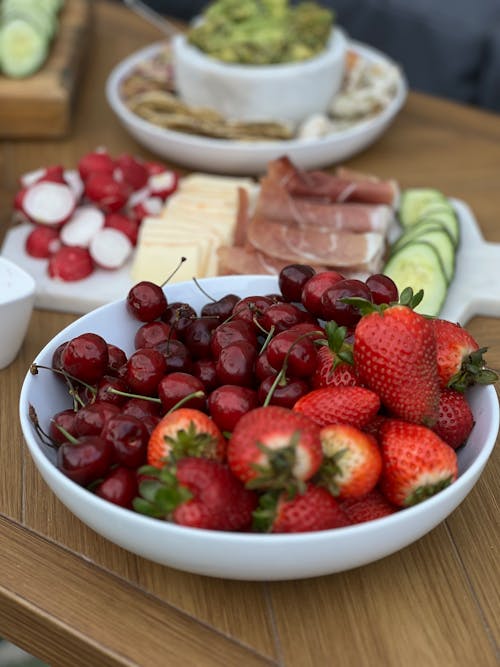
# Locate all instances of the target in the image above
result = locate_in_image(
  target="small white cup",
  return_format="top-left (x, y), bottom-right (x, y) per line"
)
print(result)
top-left (0, 256), bottom-right (36, 369)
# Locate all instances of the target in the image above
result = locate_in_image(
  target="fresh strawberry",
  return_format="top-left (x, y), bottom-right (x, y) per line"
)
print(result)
top-left (353, 302), bottom-right (440, 426)
top-left (312, 320), bottom-right (359, 389)
top-left (431, 318), bottom-right (498, 391)
top-left (379, 419), bottom-right (458, 507)
top-left (134, 457), bottom-right (258, 531)
top-left (339, 488), bottom-right (398, 524)
top-left (147, 408), bottom-right (226, 468)
top-left (363, 414), bottom-right (388, 441)
top-left (293, 386), bottom-right (380, 429)
top-left (253, 484), bottom-right (351, 533)
top-left (432, 388), bottom-right (475, 449)
top-left (227, 405), bottom-right (323, 490)
top-left (318, 423), bottom-right (382, 499)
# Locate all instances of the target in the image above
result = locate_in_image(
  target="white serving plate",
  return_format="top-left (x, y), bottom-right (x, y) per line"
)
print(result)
top-left (19, 274), bottom-right (499, 580)
top-left (3, 198), bottom-right (500, 325)
top-left (105, 40), bottom-right (408, 175)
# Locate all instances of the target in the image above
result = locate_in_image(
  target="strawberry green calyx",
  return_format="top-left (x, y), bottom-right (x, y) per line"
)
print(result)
top-left (317, 321), bottom-right (354, 368)
top-left (252, 490), bottom-right (281, 532)
top-left (404, 476), bottom-right (453, 506)
top-left (162, 421), bottom-right (219, 462)
top-left (133, 465), bottom-right (192, 518)
top-left (448, 347), bottom-right (498, 392)
top-left (342, 286), bottom-right (424, 316)
top-left (247, 435), bottom-right (306, 495)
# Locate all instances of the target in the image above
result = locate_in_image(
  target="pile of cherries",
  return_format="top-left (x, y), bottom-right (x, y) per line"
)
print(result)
top-left (37, 266), bottom-right (398, 509)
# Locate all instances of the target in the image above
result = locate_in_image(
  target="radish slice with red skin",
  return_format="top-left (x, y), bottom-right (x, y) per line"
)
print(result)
top-left (148, 171), bottom-right (179, 199)
top-left (114, 154), bottom-right (149, 191)
top-left (25, 225), bottom-right (61, 258)
top-left (48, 246), bottom-right (94, 281)
top-left (144, 161), bottom-right (166, 176)
top-left (131, 196), bottom-right (164, 223)
top-left (22, 182), bottom-right (76, 226)
top-left (20, 168), bottom-right (45, 189)
top-left (89, 227), bottom-right (133, 269)
top-left (127, 186), bottom-right (151, 209)
top-left (104, 212), bottom-right (139, 246)
top-left (85, 173), bottom-right (131, 213)
top-left (64, 169), bottom-right (85, 201)
top-left (78, 150), bottom-right (115, 181)
top-left (60, 205), bottom-right (105, 248)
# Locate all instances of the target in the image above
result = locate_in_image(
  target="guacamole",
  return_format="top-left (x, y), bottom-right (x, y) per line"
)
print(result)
top-left (187, 0), bottom-right (335, 65)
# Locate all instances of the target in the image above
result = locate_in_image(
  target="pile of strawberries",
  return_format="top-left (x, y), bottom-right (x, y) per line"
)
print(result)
top-left (14, 149), bottom-right (178, 280)
top-left (31, 268), bottom-right (497, 534)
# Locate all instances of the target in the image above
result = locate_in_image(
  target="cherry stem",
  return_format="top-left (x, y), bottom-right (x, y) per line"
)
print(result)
top-left (30, 363), bottom-right (97, 407)
top-left (259, 324), bottom-right (276, 354)
top-left (161, 256), bottom-right (187, 287)
top-left (52, 422), bottom-right (79, 445)
top-left (28, 404), bottom-right (58, 448)
top-left (191, 277), bottom-right (216, 303)
top-left (166, 390), bottom-right (206, 414)
top-left (107, 387), bottom-right (162, 403)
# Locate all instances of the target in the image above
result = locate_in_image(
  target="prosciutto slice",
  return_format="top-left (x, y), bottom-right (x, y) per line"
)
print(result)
top-left (267, 156), bottom-right (399, 207)
top-left (246, 214), bottom-right (385, 272)
top-left (256, 177), bottom-right (394, 233)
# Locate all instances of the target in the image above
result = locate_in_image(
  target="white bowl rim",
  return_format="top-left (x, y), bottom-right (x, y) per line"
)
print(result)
top-left (172, 26), bottom-right (347, 76)
top-left (105, 38), bottom-right (408, 152)
top-left (19, 275), bottom-right (499, 548)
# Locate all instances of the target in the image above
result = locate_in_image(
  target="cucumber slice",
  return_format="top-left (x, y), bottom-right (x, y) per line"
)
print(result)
top-left (0, 19), bottom-right (48, 78)
top-left (383, 241), bottom-right (448, 317)
top-left (392, 220), bottom-right (452, 251)
top-left (399, 188), bottom-right (447, 227)
top-left (393, 227), bottom-right (455, 284)
top-left (416, 206), bottom-right (460, 246)
top-left (1, 9), bottom-right (57, 40)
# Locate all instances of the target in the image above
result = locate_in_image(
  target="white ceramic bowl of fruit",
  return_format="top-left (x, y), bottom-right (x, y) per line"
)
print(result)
top-left (19, 273), bottom-right (499, 581)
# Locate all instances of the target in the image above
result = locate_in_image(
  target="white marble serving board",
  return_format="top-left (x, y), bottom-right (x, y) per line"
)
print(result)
top-left (1, 198), bottom-right (500, 324)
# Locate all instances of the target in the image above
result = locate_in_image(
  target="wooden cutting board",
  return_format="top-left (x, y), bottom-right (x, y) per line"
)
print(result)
top-left (0, 0), bottom-right (92, 138)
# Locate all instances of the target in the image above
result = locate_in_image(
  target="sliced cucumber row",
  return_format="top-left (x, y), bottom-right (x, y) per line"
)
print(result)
top-left (0, 0), bottom-right (64, 78)
top-left (383, 187), bottom-right (460, 317)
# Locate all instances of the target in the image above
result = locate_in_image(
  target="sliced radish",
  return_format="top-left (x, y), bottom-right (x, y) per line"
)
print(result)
top-left (148, 170), bottom-right (179, 199)
top-left (60, 205), bottom-right (105, 248)
top-left (64, 169), bottom-right (85, 201)
top-left (22, 181), bottom-right (76, 226)
top-left (127, 185), bottom-right (151, 209)
top-left (78, 150), bottom-right (115, 181)
top-left (131, 196), bottom-right (164, 223)
top-left (144, 161), bottom-right (167, 176)
top-left (25, 225), bottom-right (61, 258)
top-left (85, 173), bottom-right (131, 213)
top-left (114, 154), bottom-right (149, 191)
top-left (48, 246), bottom-right (94, 281)
top-left (89, 228), bottom-right (133, 269)
top-left (20, 168), bottom-right (46, 188)
top-left (104, 212), bottom-right (140, 246)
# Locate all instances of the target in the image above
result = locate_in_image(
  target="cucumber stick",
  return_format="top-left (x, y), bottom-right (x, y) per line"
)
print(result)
top-left (0, 0), bottom-right (64, 78)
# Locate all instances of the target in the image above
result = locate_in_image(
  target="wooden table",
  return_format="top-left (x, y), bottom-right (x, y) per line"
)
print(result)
top-left (0, 2), bottom-right (499, 665)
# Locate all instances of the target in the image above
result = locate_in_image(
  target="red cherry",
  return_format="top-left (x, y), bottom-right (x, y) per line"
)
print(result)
top-left (94, 466), bottom-right (139, 508)
top-left (95, 375), bottom-right (130, 406)
top-left (365, 273), bottom-right (399, 305)
top-left (192, 358), bottom-right (219, 391)
top-left (210, 319), bottom-right (257, 359)
top-left (266, 330), bottom-right (318, 378)
top-left (106, 344), bottom-right (128, 376)
top-left (208, 385), bottom-right (259, 432)
top-left (73, 401), bottom-right (121, 437)
top-left (255, 350), bottom-right (279, 382)
top-left (122, 397), bottom-right (162, 420)
top-left (125, 348), bottom-right (167, 396)
top-left (134, 320), bottom-right (175, 349)
top-left (49, 408), bottom-right (78, 445)
top-left (158, 372), bottom-right (206, 412)
top-left (320, 279), bottom-right (372, 327)
top-left (155, 338), bottom-right (193, 374)
top-left (301, 270), bottom-right (345, 317)
top-left (61, 333), bottom-right (109, 384)
top-left (231, 295), bottom-right (273, 327)
top-left (101, 414), bottom-right (149, 468)
top-left (127, 281), bottom-right (168, 323)
top-left (201, 294), bottom-right (241, 321)
top-left (183, 317), bottom-right (219, 359)
top-left (215, 341), bottom-right (256, 387)
top-left (57, 435), bottom-right (113, 486)
top-left (260, 302), bottom-right (307, 334)
top-left (161, 301), bottom-right (196, 337)
top-left (257, 376), bottom-right (310, 409)
top-left (278, 264), bottom-right (316, 302)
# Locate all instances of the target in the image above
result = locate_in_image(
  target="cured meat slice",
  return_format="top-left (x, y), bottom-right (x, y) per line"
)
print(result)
top-left (217, 244), bottom-right (370, 279)
top-left (266, 156), bottom-right (399, 207)
top-left (256, 177), bottom-right (394, 233)
top-left (246, 214), bottom-right (385, 272)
